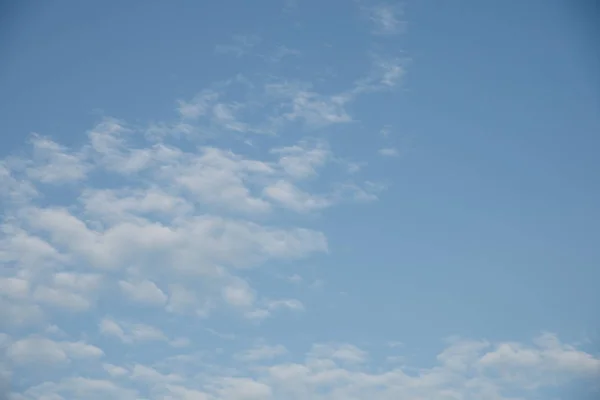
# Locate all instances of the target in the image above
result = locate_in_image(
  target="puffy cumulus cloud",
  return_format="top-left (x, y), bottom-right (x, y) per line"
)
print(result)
top-left (32, 272), bottom-right (104, 312)
top-left (477, 332), bottom-right (600, 387)
top-left (263, 180), bottom-right (333, 213)
top-left (4, 6), bottom-right (592, 400)
top-left (235, 344), bottom-right (289, 362)
top-left (6, 336), bottom-right (103, 365)
top-left (118, 279), bottom-right (168, 306)
top-left (271, 140), bottom-right (331, 180)
top-left (17, 377), bottom-right (138, 400)
top-left (98, 318), bottom-right (169, 344)
top-left (222, 277), bottom-right (257, 308)
top-left (5, 333), bottom-right (598, 400)
top-left (24, 134), bottom-right (90, 184)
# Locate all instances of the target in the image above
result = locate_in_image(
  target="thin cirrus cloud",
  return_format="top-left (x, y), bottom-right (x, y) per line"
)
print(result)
top-left (0, 2), bottom-right (598, 400)
top-left (368, 3), bottom-right (405, 35)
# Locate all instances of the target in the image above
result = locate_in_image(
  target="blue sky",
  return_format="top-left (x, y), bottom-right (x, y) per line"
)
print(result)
top-left (1, 0), bottom-right (599, 399)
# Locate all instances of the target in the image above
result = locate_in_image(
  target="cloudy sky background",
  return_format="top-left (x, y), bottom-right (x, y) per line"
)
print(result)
top-left (1, 0), bottom-right (599, 399)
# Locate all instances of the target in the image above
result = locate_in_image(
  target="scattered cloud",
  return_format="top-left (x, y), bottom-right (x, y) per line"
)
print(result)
top-left (222, 278), bottom-right (256, 308)
top-left (99, 318), bottom-right (167, 343)
top-left (271, 139), bottom-right (331, 180)
top-left (267, 298), bottom-right (305, 312)
top-left (8, 333), bottom-right (591, 399)
top-left (25, 134), bottom-right (90, 184)
top-left (177, 90), bottom-right (219, 120)
top-left (1, 4), bottom-right (591, 400)
top-left (378, 147), bottom-right (398, 157)
top-left (235, 344), bottom-right (288, 362)
top-left (309, 343), bottom-right (368, 364)
top-left (118, 279), bottom-right (168, 306)
top-left (264, 45), bottom-right (301, 63)
top-left (368, 3), bottom-right (405, 35)
top-left (264, 180), bottom-right (332, 212)
top-left (7, 336), bottom-right (103, 365)
top-left (215, 34), bottom-right (261, 57)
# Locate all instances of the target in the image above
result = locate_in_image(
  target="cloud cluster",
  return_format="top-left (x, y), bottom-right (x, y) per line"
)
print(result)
top-left (367, 3), bottom-right (405, 36)
top-left (0, 66), bottom-right (387, 394)
top-left (2, 4), bottom-right (597, 400)
top-left (0, 48), bottom-right (405, 330)
top-left (1, 331), bottom-right (597, 399)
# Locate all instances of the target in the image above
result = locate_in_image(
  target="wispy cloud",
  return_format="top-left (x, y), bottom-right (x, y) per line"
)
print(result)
top-left (368, 3), bottom-right (405, 35)
top-left (263, 45), bottom-right (301, 63)
top-left (99, 318), bottom-right (168, 344)
top-left (235, 344), bottom-right (288, 362)
top-left (215, 34), bottom-right (261, 57)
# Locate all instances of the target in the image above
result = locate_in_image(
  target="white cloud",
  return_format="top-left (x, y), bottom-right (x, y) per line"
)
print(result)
top-left (169, 337), bottom-right (191, 348)
top-left (33, 285), bottom-right (92, 312)
top-left (0, 162), bottom-right (38, 203)
top-left (118, 279), bottom-right (167, 306)
top-left (380, 124), bottom-right (392, 137)
top-left (374, 56), bottom-right (405, 87)
top-left (281, 89), bottom-right (353, 127)
top-left (166, 284), bottom-right (201, 314)
top-left (177, 90), bottom-right (219, 119)
top-left (7, 336), bottom-right (103, 365)
top-left (0, 277), bottom-right (29, 299)
top-left (80, 187), bottom-right (193, 224)
top-left (25, 134), bottom-right (90, 184)
top-left (264, 45), bottom-right (301, 63)
top-left (378, 147), bottom-right (398, 157)
top-left (1, 4), bottom-right (597, 400)
top-left (368, 4), bottom-right (404, 35)
top-left (267, 298), bottom-right (305, 312)
top-left (0, 298), bottom-right (44, 328)
top-left (244, 308), bottom-right (272, 321)
top-left (0, 223), bottom-right (65, 270)
top-left (271, 140), bottom-right (330, 180)
top-left (5, 332), bottom-right (599, 399)
top-left (103, 363), bottom-right (129, 377)
top-left (222, 278), bottom-right (256, 308)
top-left (244, 297), bottom-right (305, 321)
top-left (52, 272), bottom-right (102, 291)
top-left (205, 328), bottom-right (236, 340)
top-left (215, 34), bottom-right (261, 57)
top-left (16, 203), bottom-right (327, 275)
top-left (7, 337), bottom-right (67, 365)
top-left (169, 147), bottom-right (273, 214)
top-left (130, 363), bottom-right (184, 384)
top-left (86, 118), bottom-right (151, 174)
top-left (264, 180), bottom-right (332, 212)
top-left (309, 343), bottom-right (368, 364)
top-left (26, 272), bottom-right (103, 312)
top-left (478, 332), bottom-right (600, 386)
top-left (62, 341), bottom-right (104, 359)
top-left (99, 318), bottom-right (167, 343)
top-left (0, 63), bottom-right (397, 397)
top-left (98, 318), bottom-right (126, 340)
top-left (21, 376), bottom-right (138, 400)
top-left (236, 344), bottom-right (288, 362)
top-left (215, 377), bottom-right (273, 400)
